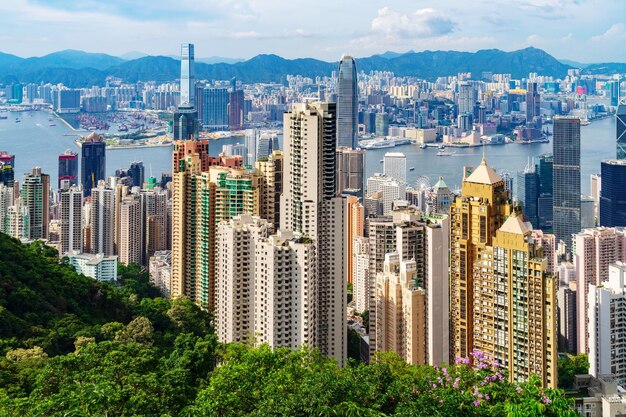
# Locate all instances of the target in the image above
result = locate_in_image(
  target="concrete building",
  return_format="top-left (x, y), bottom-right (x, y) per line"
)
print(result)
top-left (89, 181), bottom-right (114, 256)
top-left (280, 102), bottom-right (347, 365)
top-left (336, 147), bottom-right (365, 198)
top-left (149, 250), bottom-right (171, 298)
top-left (366, 174), bottom-right (406, 215)
top-left (574, 227), bottom-right (626, 354)
top-left (68, 252), bottom-right (117, 282)
top-left (216, 215), bottom-right (272, 344)
top-left (59, 185), bottom-right (83, 255)
top-left (589, 262), bottom-right (626, 386)
top-left (375, 253), bottom-right (426, 365)
top-left (119, 194), bottom-right (143, 265)
top-left (352, 236), bottom-right (369, 313)
top-left (21, 167), bottom-right (49, 240)
top-left (383, 152), bottom-right (407, 184)
top-left (346, 196), bottom-right (364, 285)
top-left (254, 150), bottom-right (283, 227)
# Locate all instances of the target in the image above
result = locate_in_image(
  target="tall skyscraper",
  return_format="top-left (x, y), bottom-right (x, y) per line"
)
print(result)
top-left (600, 160), bottom-right (626, 227)
top-left (59, 184), bottom-right (83, 255)
top-left (450, 157), bottom-right (512, 359)
top-left (254, 150), bottom-right (283, 227)
top-left (280, 101), bottom-right (347, 365)
top-left (553, 117), bottom-right (581, 249)
top-left (143, 187), bottom-right (169, 261)
top-left (534, 153), bottom-right (554, 230)
top-left (346, 196), bottom-right (364, 285)
top-left (458, 83), bottom-right (476, 116)
top-left (256, 132), bottom-right (279, 160)
top-left (472, 213), bottom-right (557, 388)
top-left (337, 54), bottom-right (358, 149)
top-left (128, 161), bottom-right (145, 188)
top-left (517, 163), bottom-right (540, 228)
top-left (526, 81), bottom-right (541, 129)
top-left (383, 152), bottom-right (407, 184)
top-left (617, 104), bottom-right (626, 160)
top-left (201, 87), bottom-right (229, 131)
top-left (81, 133), bottom-right (106, 198)
top-left (173, 44), bottom-right (198, 140)
top-left (90, 180), bottom-right (114, 256)
top-left (119, 194), bottom-right (143, 265)
top-left (336, 147), bottom-right (365, 198)
top-left (21, 167), bottom-right (50, 240)
top-left (228, 78), bottom-right (244, 131)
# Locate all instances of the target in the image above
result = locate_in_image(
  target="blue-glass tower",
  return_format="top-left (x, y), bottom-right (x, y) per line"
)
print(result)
top-left (600, 159), bottom-right (626, 227)
top-left (337, 55), bottom-right (358, 149)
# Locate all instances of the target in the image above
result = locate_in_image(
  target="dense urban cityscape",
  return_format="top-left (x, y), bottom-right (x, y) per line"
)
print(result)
top-left (2, 8), bottom-right (626, 412)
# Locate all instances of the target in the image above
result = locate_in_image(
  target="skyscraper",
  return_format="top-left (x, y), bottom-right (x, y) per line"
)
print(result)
top-left (0, 152), bottom-right (15, 188)
top-left (173, 44), bottom-right (198, 140)
top-left (254, 150), bottom-right (283, 227)
top-left (600, 160), bottom-right (626, 226)
top-left (526, 81), bottom-right (541, 129)
top-left (228, 78), bottom-right (244, 131)
top-left (21, 167), bottom-right (50, 240)
top-left (81, 132), bottom-right (106, 198)
top-left (90, 180), bottom-right (114, 256)
top-left (553, 117), bottom-right (581, 249)
top-left (617, 104), bottom-right (626, 160)
top-left (534, 153), bottom-right (554, 230)
top-left (58, 150), bottom-right (78, 188)
top-left (201, 87), bottom-right (229, 131)
top-left (128, 161), bottom-right (145, 188)
top-left (337, 54), bottom-right (358, 149)
top-left (280, 101), bottom-right (347, 365)
top-left (450, 158), bottom-right (512, 359)
top-left (59, 184), bottom-right (83, 255)
top-left (517, 163), bottom-right (540, 228)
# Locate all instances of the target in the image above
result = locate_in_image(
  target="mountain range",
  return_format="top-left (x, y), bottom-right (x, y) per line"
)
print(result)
top-left (0, 47), bottom-right (622, 88)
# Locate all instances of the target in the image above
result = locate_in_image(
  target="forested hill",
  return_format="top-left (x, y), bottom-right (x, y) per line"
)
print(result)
top-left (0, 234), bottom-right (577, 416)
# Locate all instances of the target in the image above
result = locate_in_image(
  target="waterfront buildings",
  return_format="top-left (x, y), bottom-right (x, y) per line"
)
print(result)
top-left (553, 117), bottom-right (581, 250)
top-left (383, 152), bottom-right (407, 184)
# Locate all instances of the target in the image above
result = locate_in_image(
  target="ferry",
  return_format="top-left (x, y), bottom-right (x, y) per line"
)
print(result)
top-left (436, 150), bottom-right (454, 157)
top-left (438, 144), bottom-right (446, 150)
top-left (409, 167), bottom-right (415, 171)
top-left (419, 143), bottom-right (426, 149)
top-left (0, 113), bottom-right (7, 120)
top-left (49, 123), bottom-right (56, 127)
top-left (379, 159), bottom-right (383, 163)
top-left (15, 118), bottom-right (20, 123)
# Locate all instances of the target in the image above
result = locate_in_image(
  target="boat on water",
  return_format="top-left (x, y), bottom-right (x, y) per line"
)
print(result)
top-left (0, 114), bottom-right (7, 120)
top-left (438, 144), bottom-right (446, 150)
top-left (419, 143), bottom-right (426, 149)
top-left (379, 159), bottom-right (384, 163)
top-left (49, 123), bottom-right (56, 126)
top-left (436, 150), bottom-right (454, 157)
top-left (409, 167), bottom-right (415, 171)
top-left (15, 118), bottom-right (20, 123)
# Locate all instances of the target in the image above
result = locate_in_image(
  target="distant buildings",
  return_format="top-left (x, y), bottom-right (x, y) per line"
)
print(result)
top-left (617, 104), bottom-right (626, 160)
top-left (337, 55), bottom-right (358, 149)
top-left (553, 117), bottom-right (581, 249)
top-left (383, 152), bottom-right (407, 184)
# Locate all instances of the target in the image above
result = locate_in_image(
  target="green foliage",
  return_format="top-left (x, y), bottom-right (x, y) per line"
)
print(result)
top-left (0, 234), bottom-right (577, 416)
top-left (558, 354), bottom-right (589, 389)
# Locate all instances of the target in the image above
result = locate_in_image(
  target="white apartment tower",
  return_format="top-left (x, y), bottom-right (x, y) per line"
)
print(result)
top-left (280, 102), bottom-right (347, 365)
top-left (119, 194), bottom-right (143, 265)
top-left (90, 180), bottom-right (114, 256)
top-left (383, 152), bottom-right (407, 184)
top-left (59, 185), bottom-right (83, 255)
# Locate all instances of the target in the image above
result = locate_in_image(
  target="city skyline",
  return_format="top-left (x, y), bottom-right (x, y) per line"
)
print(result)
top-left (1, 1), bottom-right (626, 63)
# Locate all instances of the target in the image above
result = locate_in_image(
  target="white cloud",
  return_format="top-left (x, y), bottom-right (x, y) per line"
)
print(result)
top-left (591, 23), bottom-right (626, 41)
top-left (370, 7), bottom-right (455, 40)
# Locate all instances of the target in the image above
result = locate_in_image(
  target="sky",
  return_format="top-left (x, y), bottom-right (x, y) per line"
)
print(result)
top-left (1, 0), bottom-right (625, 62)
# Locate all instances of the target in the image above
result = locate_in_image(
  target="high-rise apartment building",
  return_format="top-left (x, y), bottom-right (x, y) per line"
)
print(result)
top-left (352, 236), bottom-right (369, 313)
top-left (21, 167), bottom-right (49, 240)
top-left (143, 187), bottom-right (169, 260)
top-left (366, 174), bottom-right (405, 215)
top-left (89, 180), bottom-right (114, 256)
top-left (383, 152), bottom-right (407, 184)
top-left (255, 150), bottom-right (283, 227)
top-left (375, 253), bottom-right (426, 365)
top-left (59, 184), bottom-right (83, 255)
top-left (337, 54), bottom-right (358, 149)
top-left (574, 227), bottom-right (626, 354)
top-left (58, 150), bottom-right (78, 188)
top-left (600, 160), bottom-right (626, 227)
top-left (280, 101), bottom-right (347, 365)
top-left (119, 194), bottom-right (143, 265)
top-left (450, 157), bottom-right (512, 359)
top-left (215, 215), bottom-right (272, 344)
top-left (81, 133), bottom-right (106, 197)
top-left (553, 117), bottom-right (581, 249)
top-left (0, 184), bottom-right (13, 235)
top-left (346, 196), bottom-right (364, 285)
top-left (472, 213), bottom-right (557, 388)
top-left (589, 262), bottom-right (626, 386)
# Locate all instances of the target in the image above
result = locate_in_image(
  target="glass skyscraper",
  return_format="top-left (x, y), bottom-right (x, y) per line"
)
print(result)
top-left (600, 159), bottom-right (626, 227)
top-left (173, 43), bottom-right (198, 140)
top-left (517, 166), bottom-right (539, 228)
top-left (58, 149), bottom-right (78, 188)
top-left (202, 87), bottom-right (229, 131)
top-left (617, 104), bottom-right (626, 160)
top-left (533, 153), bottom-right (553, 230)
top-left (81, 133), bottom-right (106, 197)
top-left (553, 117), bottom-right (581, 249)
top-left (337, 55), bottom-right (358, 149)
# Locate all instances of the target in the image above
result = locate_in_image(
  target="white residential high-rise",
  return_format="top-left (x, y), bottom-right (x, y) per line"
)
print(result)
top-left (216, 215), bottom-right (272, 344)
top-left (254, 230), bottom-right (317, 350)
top-left (574, 227), bottom-right (626, 354)
top-left (366, 173), bottom-right (406, 215)
top-left (90, 180), bottom-right (114, 256)
top-left (0, 184), bottom-right (14, 235)
top-left (119, 194), bottom-right (143, 265)
top-left (59, 185), bottom-right (83, 255)
top-left (383, 152), bottom-right (407, 184)
top-left (352, 236), bottom-right (370, 313)
top-left (280, 101), bottom-right (347, 365)
top-left (589, 262), bottom-right (626, 386)
top-left (149, 250), bottom-right (171, 298)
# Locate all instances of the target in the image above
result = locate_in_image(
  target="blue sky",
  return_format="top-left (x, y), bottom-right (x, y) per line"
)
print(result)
top-left (1, 0), bottom-right (625, 62)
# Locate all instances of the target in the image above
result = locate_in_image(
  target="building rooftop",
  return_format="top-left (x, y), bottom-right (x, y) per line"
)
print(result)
top-left (433, 176), bottom-right (448, 189)
top-left (464, 157), bottom-right (502, 185)
top-left (499, 213), bottom-right (532, 235)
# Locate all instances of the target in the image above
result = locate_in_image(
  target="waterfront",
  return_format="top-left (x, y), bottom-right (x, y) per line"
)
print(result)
top-left (0, 110), bottom-right (616, 194)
